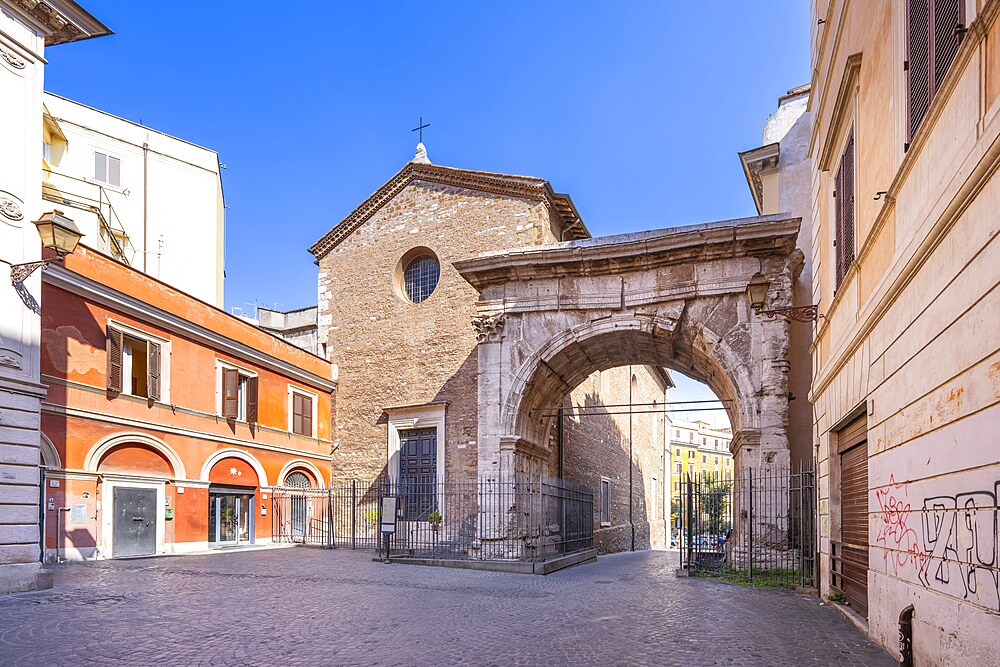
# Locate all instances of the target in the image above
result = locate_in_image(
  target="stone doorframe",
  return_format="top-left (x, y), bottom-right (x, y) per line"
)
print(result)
top-left (454, 214), bottom-right (803, 485)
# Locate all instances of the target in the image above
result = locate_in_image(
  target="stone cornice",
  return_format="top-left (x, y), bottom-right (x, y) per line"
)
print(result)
top-left (455, 214), bottom-right (801, 291)
top-left (7, 1), bottom-right (112, 46)
top-left (738, 143), bottom-right (780, 215)
top-left (309, 162), bottom-right (589, 259)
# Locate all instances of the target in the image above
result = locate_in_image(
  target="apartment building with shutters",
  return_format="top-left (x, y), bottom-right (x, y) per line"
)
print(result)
top-left (37, 244), bottom-right (335, 561)
top-left (809, 0), bottom-right (1000, 662)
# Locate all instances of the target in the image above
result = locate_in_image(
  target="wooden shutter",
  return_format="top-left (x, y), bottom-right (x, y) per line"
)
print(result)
top-left (301, 395), bottom-right (312, 436)
top-left (907, 0), bottom-right (931, 145)
top-left (834, 130), bottom-right (855, 290)
top-left (841, 131), bottom-right (855, 280)
top-left (222, 368), bottom-right (239, 418)
top-left (907, 0), bottom-right (964, 148)
top-left (106, 325), bottom-right (123, 393)
top-left (246, 376), bottom-right (258, 423)
top-left (147, 341), bottom-right (161, 402)
top-left (933, 0), bottom-right (962, 90)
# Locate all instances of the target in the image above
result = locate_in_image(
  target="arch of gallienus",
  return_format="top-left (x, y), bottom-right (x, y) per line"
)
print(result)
top-left (455, 214), bottom-right (803, 484)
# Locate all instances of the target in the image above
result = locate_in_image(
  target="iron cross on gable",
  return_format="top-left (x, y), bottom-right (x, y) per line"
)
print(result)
top-left (412, 116), bottom-right (430, 143)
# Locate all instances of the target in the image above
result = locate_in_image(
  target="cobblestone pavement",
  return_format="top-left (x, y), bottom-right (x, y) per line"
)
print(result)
top-left (0, 548), bottom-right (893, 666)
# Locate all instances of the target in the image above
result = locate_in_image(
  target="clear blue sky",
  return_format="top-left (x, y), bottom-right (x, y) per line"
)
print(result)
top-left (46, 2), bottom-right (810, 317)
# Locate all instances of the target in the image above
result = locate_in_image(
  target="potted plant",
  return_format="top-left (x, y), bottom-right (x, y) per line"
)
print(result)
top-left (428, 508), bottom-right (442, 532)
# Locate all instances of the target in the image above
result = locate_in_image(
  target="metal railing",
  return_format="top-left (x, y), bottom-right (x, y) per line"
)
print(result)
top-left (679, 461), bottom-right (816, 588)
top-left (42, 168), bottom-right (134, 263)
top-left (272, 476), bottom-right (595, 564)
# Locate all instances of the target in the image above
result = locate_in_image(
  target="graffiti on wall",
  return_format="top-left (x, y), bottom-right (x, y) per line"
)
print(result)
top-left (876, 475), bottom-right (1000, 611)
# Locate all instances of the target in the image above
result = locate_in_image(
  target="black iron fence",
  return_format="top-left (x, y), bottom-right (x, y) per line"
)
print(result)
top-left (272, 476), bottom-right (594, 563)
top-left (679, 462), bottom-right (815, 588)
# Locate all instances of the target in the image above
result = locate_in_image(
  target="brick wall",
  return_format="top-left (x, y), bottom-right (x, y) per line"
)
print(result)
top-left (318, 179), bottom-right (560, 482)
top-left (562, 366), bottom-right (668, 553)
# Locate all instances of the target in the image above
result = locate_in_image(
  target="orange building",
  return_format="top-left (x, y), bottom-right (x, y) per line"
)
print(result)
top-left (38, 245), bottom-right (336, 560)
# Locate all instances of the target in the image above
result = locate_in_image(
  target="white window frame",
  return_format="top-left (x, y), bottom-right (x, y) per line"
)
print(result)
top-left (101, 478), bottom-right (166, 558)
top-left (215, 360), bottom-right (258, 422)
top-left (287, 384), bottom-right (319, 438)
top-left (93, 149), bottom-right (123, 189)
top-left (107, 318), bottom-right (170, 403)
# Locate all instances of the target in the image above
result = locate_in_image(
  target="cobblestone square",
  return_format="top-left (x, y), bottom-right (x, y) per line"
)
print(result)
top-left (0, 548), bottom-right (893, 666)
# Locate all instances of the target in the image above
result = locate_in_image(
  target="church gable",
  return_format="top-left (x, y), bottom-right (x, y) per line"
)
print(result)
top-left (309, 161), bottom-right (587, 260)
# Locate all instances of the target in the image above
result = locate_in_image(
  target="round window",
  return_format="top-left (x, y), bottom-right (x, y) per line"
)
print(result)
top-left (403, 254), bottom-right (440, 304)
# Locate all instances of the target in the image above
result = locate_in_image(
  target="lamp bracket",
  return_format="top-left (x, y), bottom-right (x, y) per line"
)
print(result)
top-left (755, 304), bottom-right (822, 323)
top-left (8, 258), bottom-right (59, 284)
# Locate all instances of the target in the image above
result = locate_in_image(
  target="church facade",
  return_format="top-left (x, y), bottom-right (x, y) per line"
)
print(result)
top-left (311, 146), bottom-right (671, 551)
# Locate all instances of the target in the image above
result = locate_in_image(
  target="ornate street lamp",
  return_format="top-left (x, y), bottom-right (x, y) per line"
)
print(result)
top-left (1, 211), bottom-right (83, 284)
top-left (745, 272), bottom-right (821, 323)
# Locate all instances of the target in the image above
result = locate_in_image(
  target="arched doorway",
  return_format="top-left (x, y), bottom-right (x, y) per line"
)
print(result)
top-left (284, 471), bottom-right (312, 540)
top-left (206, 456), bottom-right (261, 547)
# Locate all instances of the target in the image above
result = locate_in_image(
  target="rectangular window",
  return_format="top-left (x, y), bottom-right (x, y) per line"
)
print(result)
top-left (106, 324), bottom-right (161, 401)
top-left (702, 455), bottom-right (707, 463)
top-left (675, 430), bottom-right (680, 438)
top-left (600, 478), bottom-right (611, 526)
top-left (676, 463), bottom-right (682, 475)
top-left (292, 392), bottom-right (313, 436)
top-left (715, 457), bottom-right (720, 465)
top-left (834, 130), bottom-right (856, 289)
top-left (219, 364), bottom-right (258, 423)
top-left (688, 432), bottom-right (693, 442)
top-left (42, 140), bottom-right (51, 162)
top-left (906, 0), bottom-right (964, 146)
top-left (94, 151), bottom-right (122, 187)
top-left (688, 451), bottom-right (694, 459)
top-left (675, 448), bottom-right (681, 457)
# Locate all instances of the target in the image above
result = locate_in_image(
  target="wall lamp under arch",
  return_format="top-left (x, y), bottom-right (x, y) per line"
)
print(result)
top-left (745, 272), bottom-right (823, 323)
top-left (0, 211), bottom-right (83, 284)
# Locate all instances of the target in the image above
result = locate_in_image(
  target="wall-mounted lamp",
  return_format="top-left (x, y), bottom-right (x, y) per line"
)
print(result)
top-left (0, 211), bottom-right (83, 284)
top-left (745, 272), bottom-right (822, 323)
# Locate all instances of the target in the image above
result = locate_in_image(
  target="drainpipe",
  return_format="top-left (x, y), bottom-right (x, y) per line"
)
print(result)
top-left (628, 365), bottom-right (634, 552)
top-left (143, 141), bottom-right (149, 273)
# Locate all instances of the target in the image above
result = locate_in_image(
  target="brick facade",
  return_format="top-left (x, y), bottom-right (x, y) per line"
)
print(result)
top-left (314, 159), bottom-right (670, 552)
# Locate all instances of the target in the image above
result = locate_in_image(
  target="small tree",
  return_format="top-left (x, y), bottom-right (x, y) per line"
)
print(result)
top-left (701, 474), bottom-right (732, 537)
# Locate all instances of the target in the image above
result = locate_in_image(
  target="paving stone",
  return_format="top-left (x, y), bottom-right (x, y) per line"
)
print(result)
top-left (0, 549), bottom-right (893, 666)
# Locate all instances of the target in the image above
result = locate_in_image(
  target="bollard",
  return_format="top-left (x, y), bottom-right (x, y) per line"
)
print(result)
top-left (898, 604), bottom-right (914, 667)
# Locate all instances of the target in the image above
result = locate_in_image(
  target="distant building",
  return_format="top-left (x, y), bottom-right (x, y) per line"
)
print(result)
top-left (257, 305), bottom-right (321, 357)
top-left (39, 245), bottom-right (335, 560)
top-left (668, 418), bottom-right (733, 533)
top-left (41, 93), bottom-right (225, 307)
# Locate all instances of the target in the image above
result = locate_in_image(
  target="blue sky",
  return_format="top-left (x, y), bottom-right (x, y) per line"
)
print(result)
top-left (46, 2), bottom-right (810, 418)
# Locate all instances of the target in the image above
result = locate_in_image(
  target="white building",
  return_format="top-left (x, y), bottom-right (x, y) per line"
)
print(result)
top-left (0, 0), bottom-right (110, 595)
top-left (41, 93), bottom-right (225, 306)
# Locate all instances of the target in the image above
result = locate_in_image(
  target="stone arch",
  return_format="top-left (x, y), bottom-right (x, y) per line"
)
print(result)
top-left (456, 215), bottom-right (801, 479)
top-left (39, 433), bottom-right (62, 469)
top-left (501, 311), bottom-right (758, 452)
top-left (200, 449), bottom-right (269, 487)
top-left (276, 459), bottom-right (325, 488)
top-left (84, 432), bottom-right (186, 479)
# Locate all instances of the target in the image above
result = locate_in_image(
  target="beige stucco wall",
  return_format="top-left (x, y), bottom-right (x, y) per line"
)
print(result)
top-left (810, 1), bottom-right (1000, 663)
